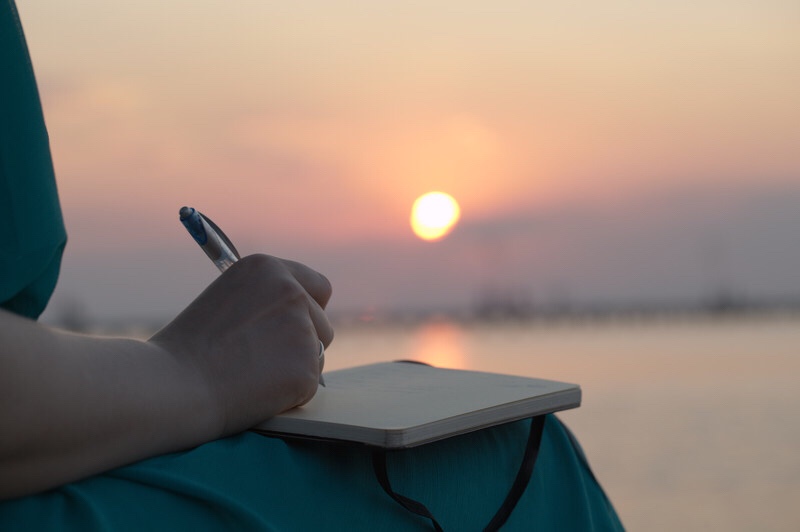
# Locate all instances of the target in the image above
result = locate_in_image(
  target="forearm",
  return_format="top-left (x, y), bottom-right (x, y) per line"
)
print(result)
top-left (0, 309), bottom-right (218, 500)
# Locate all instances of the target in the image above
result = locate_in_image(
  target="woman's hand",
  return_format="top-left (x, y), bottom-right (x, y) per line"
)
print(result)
top-left (150, 254), bottom-right (334, 437)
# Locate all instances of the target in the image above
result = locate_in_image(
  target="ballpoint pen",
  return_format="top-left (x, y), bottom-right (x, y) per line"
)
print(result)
top-left (179, 206), bottom-right (240, 272)
top-left (179, 206), bottom-right (325, 385)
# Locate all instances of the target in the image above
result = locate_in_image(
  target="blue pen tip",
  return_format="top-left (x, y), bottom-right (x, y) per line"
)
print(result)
top-left (179, 206), bottom-right (193, 220)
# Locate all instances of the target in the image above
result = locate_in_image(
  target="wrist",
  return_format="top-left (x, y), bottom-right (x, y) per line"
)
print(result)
top-left (143, 337), bottom-right (225, 444)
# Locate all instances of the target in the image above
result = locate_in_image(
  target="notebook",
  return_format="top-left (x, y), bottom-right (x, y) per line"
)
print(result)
top-left (253, 361), bottom-right (581, 448)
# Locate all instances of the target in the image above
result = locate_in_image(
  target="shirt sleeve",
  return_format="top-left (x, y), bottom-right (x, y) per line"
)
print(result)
top-left (0, 0), bottom-right (67, 319)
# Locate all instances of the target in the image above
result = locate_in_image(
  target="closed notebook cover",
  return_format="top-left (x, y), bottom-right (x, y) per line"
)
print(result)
top-left (253, 362), bottom-right (581, 448)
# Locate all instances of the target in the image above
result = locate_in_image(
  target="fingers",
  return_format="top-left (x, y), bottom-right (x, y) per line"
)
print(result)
top-left (284, 259), bottom-right (334, 347)
top-left (307, 297), bottom-right (334, 347)
top-left (227, 254), bottom-right (331, 308)
top-left (253, 255), bottom-right (334, 345)
top-left (229, 254), bottom-right (334, 346)
top-left (282, 259), bottom-right (332, 310)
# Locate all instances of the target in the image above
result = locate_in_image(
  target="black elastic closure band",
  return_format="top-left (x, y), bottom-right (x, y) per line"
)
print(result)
top-left (372, 415), bottom-right (547, 532)
top-left (483, 415), bottom-right (546, 531)
top-left (372, 451), bottom-right (444, 532)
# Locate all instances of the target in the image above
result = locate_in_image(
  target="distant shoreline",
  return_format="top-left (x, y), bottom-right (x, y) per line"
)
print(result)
top-left (45, 299), bottom-right (800, 338)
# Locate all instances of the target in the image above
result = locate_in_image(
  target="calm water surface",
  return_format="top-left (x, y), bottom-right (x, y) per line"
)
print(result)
top-left (327, 314), bottom-right (800, 531)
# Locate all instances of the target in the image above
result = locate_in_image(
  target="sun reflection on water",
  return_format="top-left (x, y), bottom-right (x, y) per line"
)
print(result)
top-left (408, 320), bottom-right (468, 369)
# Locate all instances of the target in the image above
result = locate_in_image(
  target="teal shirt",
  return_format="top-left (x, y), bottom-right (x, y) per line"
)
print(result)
top-left (0, 0), bottom-right (66, 319)
top-left (0, 2), bottom-right (623, 529)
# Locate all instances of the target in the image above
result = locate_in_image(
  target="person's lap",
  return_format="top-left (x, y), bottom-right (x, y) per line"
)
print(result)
top-left (0, 415), bottom-right (622, 531)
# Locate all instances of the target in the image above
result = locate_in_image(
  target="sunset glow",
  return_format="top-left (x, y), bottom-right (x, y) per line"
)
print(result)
top-left (410, 192), bottom-right (461, 241)
top-left (11, 1), bottom-right (798, 322)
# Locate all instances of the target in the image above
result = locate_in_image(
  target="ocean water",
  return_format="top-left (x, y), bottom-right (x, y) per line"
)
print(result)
top-left (326, 313), bottom-right (800, 531)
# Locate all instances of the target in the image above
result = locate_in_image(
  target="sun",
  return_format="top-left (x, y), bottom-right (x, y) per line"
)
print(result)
top-left (410, 191), bottom-right (461, 241)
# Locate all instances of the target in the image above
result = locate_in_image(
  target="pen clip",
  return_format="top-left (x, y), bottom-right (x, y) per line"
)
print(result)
top-left (199, 212), bottom-right (241, 260)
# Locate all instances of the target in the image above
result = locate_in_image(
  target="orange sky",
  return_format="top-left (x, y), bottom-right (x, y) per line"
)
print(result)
top-left (15, 1), bottom-right (800, 321)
